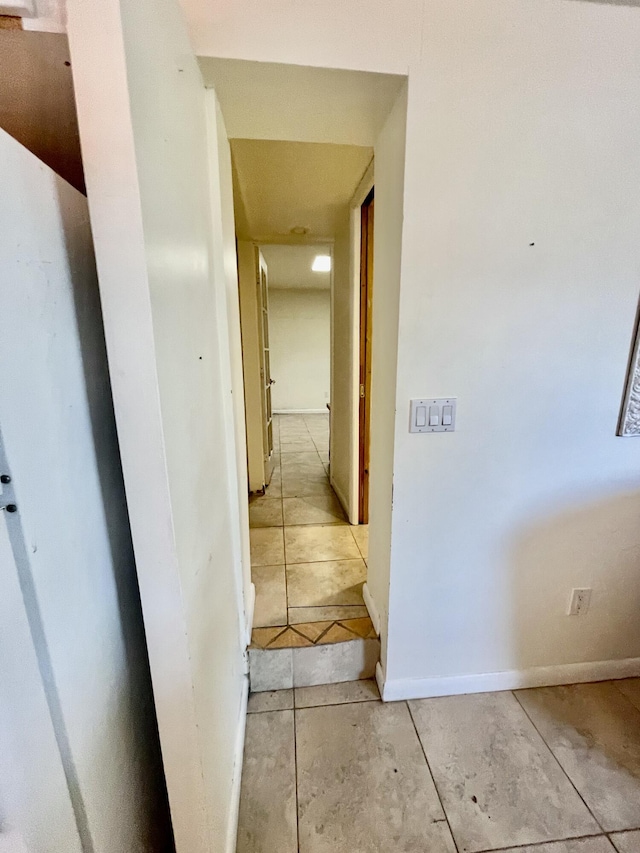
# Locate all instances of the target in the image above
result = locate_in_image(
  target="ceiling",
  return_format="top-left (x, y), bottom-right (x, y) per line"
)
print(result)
top-left (261, 245), bottom-right (332, 290)
top-left (231, 139), bottom-right (372, 243)
top-left (200, 58), bottom-right (405, 147)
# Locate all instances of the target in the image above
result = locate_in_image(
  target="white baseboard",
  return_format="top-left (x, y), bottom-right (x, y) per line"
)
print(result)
top-left (244, 582), bottom-right (255, 648)
top-left (362, 582), bottom-right (381, 637)
top-left (225, 675), bottom-right (249, 853)
top-left (274, 408), bottom-right (327, 414)
top-left (379, 656), bottom-right (640, 702)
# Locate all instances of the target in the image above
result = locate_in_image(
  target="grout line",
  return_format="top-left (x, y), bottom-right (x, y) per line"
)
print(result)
top-left (292, 695), bottom-right (301, 852)
top-left (290, 604), bottom-right (366, 610)
top-left (291, 697), bottom-right (381, 711)
top-left (279, 439), bottom-right (284, 531)
top-left (406, 701), bottom-right (462, 853)
top-left (607, 829), bottom-right (640, 841)
top-left (346, 523), bottom-right (361, 553)
top-left (285, 555), bottom-right (364, 566)
top-left (251, 686), bottom-right (381, 714)
top-left (289, 625), bottom-right (316, 644)
top-left (247, 704), bottom-right (294, 713)
top-left (253, 625), bottom-right (288, 649)
top-left (610, 679), bottom-right (640, 715)
top-left (511, 690), bottom-right (606, 834)
top-left (352, 528), bottom-right (367, 561)
top-left (471, 833), bottom-right (613, 853)
top-left (314, 621), bottom-right (338, 643)
top-left (283, 536), bottom-right (290, 621)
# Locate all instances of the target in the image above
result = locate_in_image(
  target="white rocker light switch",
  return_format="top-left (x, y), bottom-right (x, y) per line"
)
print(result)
top-left (409, 399), bottom-right (457, 433)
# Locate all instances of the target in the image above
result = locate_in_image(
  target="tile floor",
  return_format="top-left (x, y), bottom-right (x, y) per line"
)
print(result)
top-left (249, 414), bottom-right (370, 636)
top-left (237, 678), bottom-right (640, 853)
top-left (252, 616), bottom-right (377, 650)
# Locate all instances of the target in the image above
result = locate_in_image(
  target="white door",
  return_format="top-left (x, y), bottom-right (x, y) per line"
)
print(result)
top-left (0, 509), bottom-right (82, 853)
top-left (0, 125), bottom-right (167, 853)
top-left (256, 249), bottom-right (276, 483)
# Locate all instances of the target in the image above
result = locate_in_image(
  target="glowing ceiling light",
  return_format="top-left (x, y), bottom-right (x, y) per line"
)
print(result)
top-left (312, 255), bottom-right (331, 272)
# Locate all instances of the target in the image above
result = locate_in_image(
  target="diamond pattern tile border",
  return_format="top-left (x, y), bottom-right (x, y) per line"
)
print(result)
top-left (251, 616), bottom-right (377, 650)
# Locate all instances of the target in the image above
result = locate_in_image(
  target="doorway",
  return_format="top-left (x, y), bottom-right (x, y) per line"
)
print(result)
top-left (233, 139), bottom-right (378, 686)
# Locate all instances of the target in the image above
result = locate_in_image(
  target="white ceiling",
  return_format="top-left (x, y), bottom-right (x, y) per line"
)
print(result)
top-left (214, 59), bottom-right (397, 246)
top-left (261, 244), bottom-right (332, 290)
top-left (231, 139), bottom-right (372, 243)
top-left (200, 58), bottom-right (405, 147)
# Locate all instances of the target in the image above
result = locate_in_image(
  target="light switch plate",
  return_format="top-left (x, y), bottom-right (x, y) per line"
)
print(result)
top-left (409, 398), bottom-right (457, 433)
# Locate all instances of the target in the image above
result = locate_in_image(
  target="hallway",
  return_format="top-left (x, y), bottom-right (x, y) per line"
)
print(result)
top-left (248, 413), bottom-right (373, 649)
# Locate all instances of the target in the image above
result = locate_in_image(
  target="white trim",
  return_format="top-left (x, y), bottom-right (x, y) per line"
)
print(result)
top-left (274, 408), bottom-right (327, 415)
top-left (224, 676), bottom-right (249, 853)
top-left (362, 582), bottom-right (381, 637)
top-left (619, 315), bottom-right (640, 435)
top-left (351, 160), bottom-right (375, 210)
top-left (244, 582), bottom-right (255, 648)
top-left (378, 657), bottom-right (640, 702)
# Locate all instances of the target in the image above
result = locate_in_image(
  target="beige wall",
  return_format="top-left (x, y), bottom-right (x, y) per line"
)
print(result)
top-left (330, 208), bottom-right (354, 515)
top-left (269, 288), bottom-right (330, 412)
top-left (238, 241), bottom-right (266, 492)
top-left (0, 31), bottom-right (84, 192)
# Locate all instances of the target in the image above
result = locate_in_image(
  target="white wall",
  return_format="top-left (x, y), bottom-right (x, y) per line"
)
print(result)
top-left (181, 0), bottom-right (423, 75)
top-left (385, 0), bottom-right (640, 695)
top-left (206, 92), bottom-right (254, 646)
top-left (67, 0), bottom-right (248, 849)
top-left (182, 0), bottom-right (640, 698)
top-left (0, 127), bottom-right (169, 852)
top-left (199, 58), bottom-right (404, 147)
top-left (367, 84), bottom-right (408, 672)
top-left (330, 163), bottom-right (374, 524)
top-left (330, 209), bottom-right (355, 514)
top-left (270, 288), bottom-right (330, 412)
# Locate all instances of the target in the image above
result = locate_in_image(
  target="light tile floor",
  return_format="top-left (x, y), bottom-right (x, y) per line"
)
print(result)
top-left (249, 414), bottom-right (369, 635)
top-left (237, 678), bottom-right (640, 853)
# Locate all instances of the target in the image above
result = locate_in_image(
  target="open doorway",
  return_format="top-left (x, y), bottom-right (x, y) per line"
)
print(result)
top-left (200, 59), bottom-right (407, 694)
top-left (232, 137), bottom-right (378, 685)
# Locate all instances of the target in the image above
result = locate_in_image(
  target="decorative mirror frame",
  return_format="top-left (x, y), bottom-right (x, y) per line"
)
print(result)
top-left (619, 321), bottom-right (640, 436)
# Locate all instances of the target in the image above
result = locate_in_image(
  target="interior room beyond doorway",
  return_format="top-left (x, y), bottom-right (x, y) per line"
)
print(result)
top-left (211, 59), bottom-right (408, 690)
top-left (232, 137), bottom-right (379, 687)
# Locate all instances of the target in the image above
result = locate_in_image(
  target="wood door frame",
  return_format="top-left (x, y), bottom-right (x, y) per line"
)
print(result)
top-left (358, 188), bottom-right (374, 523)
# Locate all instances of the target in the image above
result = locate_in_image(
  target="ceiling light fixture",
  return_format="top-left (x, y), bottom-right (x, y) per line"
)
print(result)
top-left (312, 255), bottom-right (331, 273)
top-left (290, 226), bottom-right (309, 236)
